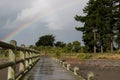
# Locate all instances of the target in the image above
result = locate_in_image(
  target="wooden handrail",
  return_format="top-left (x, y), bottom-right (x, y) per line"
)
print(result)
top-left (0, 41), bottom-right (39, 53)
top-left (0, 40), bottom-right (40, 80)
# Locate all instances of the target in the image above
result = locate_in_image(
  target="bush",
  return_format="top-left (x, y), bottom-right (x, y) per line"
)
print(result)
top-left (55, 52), bottom-right (61, 59)
top-left (77, 53), bottom-right (92, 60)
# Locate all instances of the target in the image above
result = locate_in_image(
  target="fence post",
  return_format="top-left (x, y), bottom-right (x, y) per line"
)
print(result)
top-left (74, 67), bottom-right (79, 75)
top-left (25, 51), bottom-right (29, 68)
top-left (32, 53), bottom-right (35, 63)
top-left (67, 64), bottom-right (71, 70)
top-left (7, 40), bottom-right (16, 80)
top-left (34, 53), bottom-right (37, 62)
top-left (19, 44), bottom-right (25, 72)
top-left (63, 62), bottom-right (67, 67)
top-left (87, 72), bottom-right (94, 80)
top-left (31, 52), bottom-right (33, 65)
top-left (28, 51), bottom-right (32, 69)
top-left (29, 52), bottom-right (32, 65)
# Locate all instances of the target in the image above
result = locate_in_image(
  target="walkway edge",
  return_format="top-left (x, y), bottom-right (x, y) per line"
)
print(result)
top-left (52, 58), bottom-right (86, 80)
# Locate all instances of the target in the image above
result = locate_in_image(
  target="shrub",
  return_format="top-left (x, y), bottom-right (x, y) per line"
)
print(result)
top-left (77, 53), bottom-right (92, 60)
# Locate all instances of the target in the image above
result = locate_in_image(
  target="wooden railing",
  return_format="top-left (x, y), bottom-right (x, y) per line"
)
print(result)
top-left (0, 40), bottom-right (40, 80)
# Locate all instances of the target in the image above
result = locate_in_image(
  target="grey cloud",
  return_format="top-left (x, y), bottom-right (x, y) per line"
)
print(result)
top-left (0, 0), bottom-right (32, 28)
top-left (0, 0), bottom-right (89, 45)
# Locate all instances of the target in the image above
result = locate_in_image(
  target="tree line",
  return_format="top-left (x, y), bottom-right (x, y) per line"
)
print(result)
top-left (75, 0), bottom-right (120, 53)
top-left (35, 34), bottom-right (82, 54)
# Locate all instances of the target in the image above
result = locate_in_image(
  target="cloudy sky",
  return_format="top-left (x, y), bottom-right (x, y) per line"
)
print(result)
top-left (0, 0), bottom-right (89, 46)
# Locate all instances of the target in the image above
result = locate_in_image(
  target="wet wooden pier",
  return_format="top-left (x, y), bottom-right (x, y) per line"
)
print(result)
top-left (23, 56), bottom-right (80, 80)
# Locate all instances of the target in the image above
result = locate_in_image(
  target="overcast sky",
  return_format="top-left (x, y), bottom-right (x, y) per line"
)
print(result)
top-left (0, 0), bottom-right (89, 46)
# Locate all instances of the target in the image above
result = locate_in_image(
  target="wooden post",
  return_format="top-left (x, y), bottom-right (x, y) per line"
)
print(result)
top-left (67, 64), bottom-right (71, 70)
top-left (8, 49), bottom-right (15, 80)
top-left (63, 62), bottom-right (67, 67)
top-left (60, 60), bottom-right (62, 65)
top-left (29, 52), bottom-right (32, 65)
top-left (32, 52), bottom-right (35, 63)
top-left (87, 72), bottom-right (94, 80)
top-left (31, 52), bottom-right (34, 65)
top-left (19, 44), bottom-right (25, 72)
top-left (74, 67), bottom-right (79, 75)
top-left (34, 53), bottom-right (37, 62)
top-left (25, 51), bottom-right (29, 68)
top-left (7, 40), bottom-right (17, 80)
top-left (20, 51), bottom-right (25, 71)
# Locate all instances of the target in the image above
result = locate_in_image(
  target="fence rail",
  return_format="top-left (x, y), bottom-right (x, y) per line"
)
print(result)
top-left (0, 40), bottom-right (40, 80)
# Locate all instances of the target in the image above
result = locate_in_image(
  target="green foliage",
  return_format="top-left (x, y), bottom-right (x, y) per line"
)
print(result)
top-left (75, 0), bottom-right (120, 52)
top-left (36, 34), bottom-right (55, 47)
top-left (79, 46), bottom-right (88, 53)
top-left (65, 43), bottom-right (73, 53)
top-left (72, 41), bottom-right (81, 52)
top-left (64, 41), bottom-right (81, 53)
top-left (29, 45), bottom-right (36, 49)
top-left (55, 41), bottom-right (66, 48)
top-left (77, 53), bottom-right (92, 60)
top-left (55, 52), bottom-right (61, 59)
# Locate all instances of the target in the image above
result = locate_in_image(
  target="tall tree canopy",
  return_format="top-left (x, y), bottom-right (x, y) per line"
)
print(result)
top-left (75, 0), bottom-right (120, 52)
top-left (115, 0), bottom-right (120, 48)
top-left (35, 34), bottom-right (55, 47)
top-left (55, 41), bottom-right (66, 48)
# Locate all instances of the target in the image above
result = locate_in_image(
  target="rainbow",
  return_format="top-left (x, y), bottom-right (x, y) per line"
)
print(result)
top-left (2, 0), bottom-right (85, 42)
top-left (3, 19), bottom-right (34, 42)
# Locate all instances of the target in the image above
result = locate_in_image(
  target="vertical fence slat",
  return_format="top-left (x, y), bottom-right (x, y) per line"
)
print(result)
top-left (29, 52), bottom-right (32, 65)
top-left (25, 51), bottom-right (29, 68)
top-left (7, 40), bottom-right (17, 80)
top-left (19, 51), bottom-right (25, 72)
top-left (7, 49), bottom-right (15, 80)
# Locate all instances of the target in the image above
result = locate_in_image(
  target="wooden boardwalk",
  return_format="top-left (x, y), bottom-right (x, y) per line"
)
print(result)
top-left (23, 56), bottom-right (80, 80)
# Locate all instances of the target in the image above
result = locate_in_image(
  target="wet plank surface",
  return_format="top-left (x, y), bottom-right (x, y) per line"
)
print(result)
top-left (24, 56), bottom-right (79, 80)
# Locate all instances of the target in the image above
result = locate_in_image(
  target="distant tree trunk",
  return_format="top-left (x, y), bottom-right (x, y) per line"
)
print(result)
top-left (111, 42), bottom-right (113, 53)
top-left (110, 36), bottom-right (113, 53)
top-left (93, 29), bottom-right (97, 53)
top-left (101, 46), bottom-right (103, 53)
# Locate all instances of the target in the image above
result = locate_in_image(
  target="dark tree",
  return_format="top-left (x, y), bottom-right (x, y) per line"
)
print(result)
top-left (75, 0), bottom-right (119, 52)
top-left (66, 43), bottom-right (73, 53)
top-left (55, 41), bottom-right (66, 48)
top-left (35, 34), bottom-right (55, 47)
top-left (75, 0), bottom-right (107, 52)
top-left (115, 0), bottom-right (120, 48)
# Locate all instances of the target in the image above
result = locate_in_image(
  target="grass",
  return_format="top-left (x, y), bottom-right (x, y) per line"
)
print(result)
top-left (51, 52), bottom-right (120, 60)
top-left (91, 53), bottom-right (120, 60)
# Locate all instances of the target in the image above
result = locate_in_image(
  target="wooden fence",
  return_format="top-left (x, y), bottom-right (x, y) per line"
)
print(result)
top-left (0, 40), bottom-right (40, 80)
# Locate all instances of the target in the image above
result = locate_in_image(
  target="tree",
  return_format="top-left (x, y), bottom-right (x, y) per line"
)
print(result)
top-left (29, 45), bottom-right (36, 49)
top-left (75, 0), bottom-right (106, 52)
top-left (115, 0), bottom-right (120, 48)
top-left (75, 0), bottom-right (119, 52)
top-left (55, 41), bottom-right (66, 48)
top-left (72, 41), bottom-right (81, 53)
top-left (35, 34), bottom-right (55, 47)
top-left (65, 43), bottom-right (73, 53)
